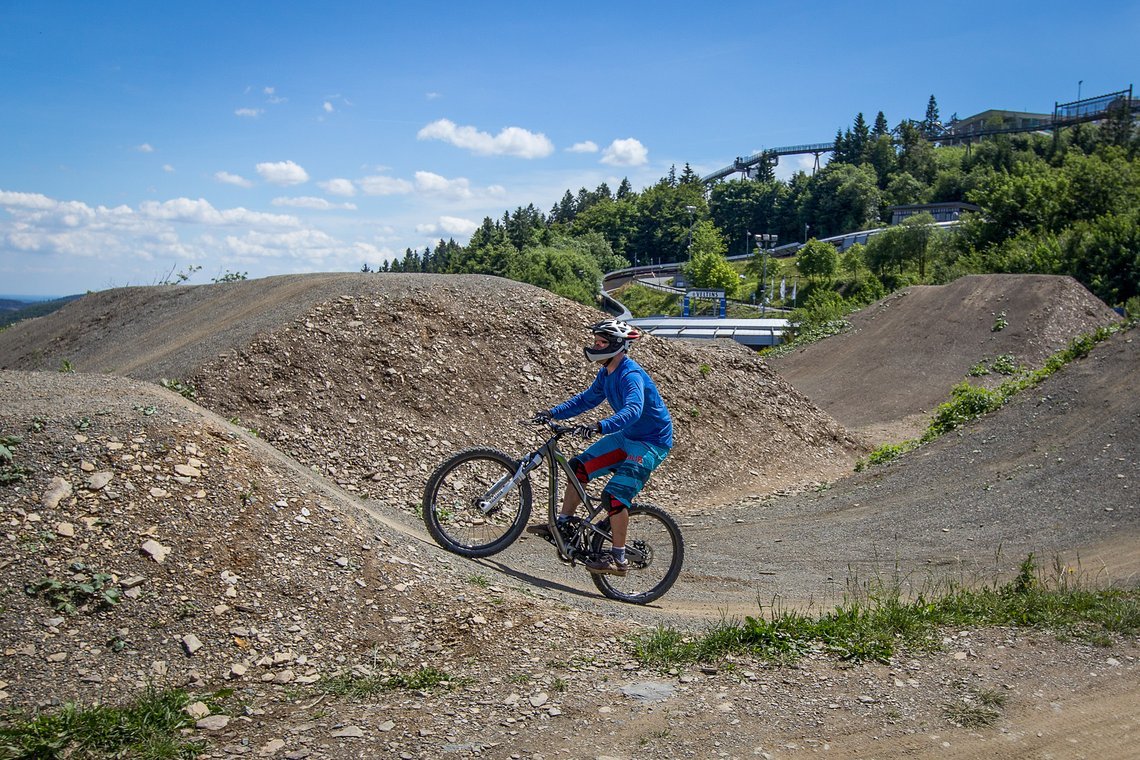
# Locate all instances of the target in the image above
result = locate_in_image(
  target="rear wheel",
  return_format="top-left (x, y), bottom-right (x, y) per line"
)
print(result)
top-left (589, 504), bottom-right (684, 604)
top-left (422, 448), bottom-right (531, 558)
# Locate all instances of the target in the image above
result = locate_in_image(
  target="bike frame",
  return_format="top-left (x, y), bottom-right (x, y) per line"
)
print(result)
top-left (510, 425), bottom-right (612, 564)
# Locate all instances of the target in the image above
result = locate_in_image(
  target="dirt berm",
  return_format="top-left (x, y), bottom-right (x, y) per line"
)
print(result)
top-left (0, 273), bottom-right (865, 511)
top-left (769, 274), bottom-right (1122, 443)
top-left (0, 272), bottom-right (1136, 759)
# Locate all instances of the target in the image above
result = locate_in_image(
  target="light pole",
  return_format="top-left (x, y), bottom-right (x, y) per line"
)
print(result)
top-left (754, 233), bottom-right (777, 315)
top-left (685, 205), bottom-right (696, 258)
top-left (803, 223), bottom-right (811, 243)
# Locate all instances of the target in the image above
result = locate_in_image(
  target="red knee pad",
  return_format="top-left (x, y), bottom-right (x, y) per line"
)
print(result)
top-left (604, 492), bottom-right (627, 517)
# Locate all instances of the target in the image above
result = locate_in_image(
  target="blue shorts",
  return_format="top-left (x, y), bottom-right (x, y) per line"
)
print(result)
top-left (572, 432), bottom-right (669, 509)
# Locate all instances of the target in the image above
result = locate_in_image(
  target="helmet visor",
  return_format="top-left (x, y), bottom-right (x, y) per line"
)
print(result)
top-left (584, 335), bottom-right (623, 362)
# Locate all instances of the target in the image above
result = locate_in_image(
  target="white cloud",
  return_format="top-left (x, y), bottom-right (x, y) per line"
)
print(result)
top-left (414, 216), bottom-right (478, 238)
top-left (223, 228), bottom-right (341, 260)
top-left (271, 196), bottom-right (357, 210)
top-left (567, 141), bottom-right (598, 153)
top-left (319, 178), bottom-right (356, 197)
top-left (0, 189), bottom-right (386, 285)
top-left (162, 164), bottom-right (175, 173)
top-left (601, 138), bottom-right (648, 166)
top-left (439, 216), bottom-right (479, 236)
top-left (358, 175), bottom-right (413, 196)
top-left (235, 108), bottom-right (263, 118)
top-left (414, 171), bottom-right (473, 199)
top-left (0, 190), bottom-right (59, 211)
top-left (426, 92), bottom-right (441, 100)
top-left (256, 160), bottom-right (310, 186)
top-left (408, 168), bottom-right (501, 199)
top-left (214, 171), bottom-right (253, 188)
top-left (416, 118), bottom-right (554, 158)
top-left (137, 143), bottom-right (155, 153)
top-left (323, 101), bottom-right (334, 113)
top-left (264, 86), bottom-right (287, 104)
top-left (139, 198), bottom-right (300, 227)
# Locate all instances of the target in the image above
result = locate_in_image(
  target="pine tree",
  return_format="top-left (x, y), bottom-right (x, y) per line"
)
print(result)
top-left (552, 190), bottom-right (576, 223)
top-left (750, 154), bottom-right (775, 183)
top-left (832, 128), bottom-right (847, 163)
top-left (873, 111), bottom-right (890, 137)
top-left (402, 248), bottom-right (421, 272)
top-left (851, 113), bottom-right (870, 162)
top-left (575, 187), bottom-right (591, 210)
top-left (923, 95), bottom-right (941, 138)
top-left (616, 178), bottom-right (633, 200)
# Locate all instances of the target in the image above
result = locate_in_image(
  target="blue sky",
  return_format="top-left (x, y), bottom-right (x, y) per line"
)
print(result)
top-left (1, 0), bottom-right (1135, 297)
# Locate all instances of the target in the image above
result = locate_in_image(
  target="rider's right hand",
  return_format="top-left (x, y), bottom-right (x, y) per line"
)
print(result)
top-left (530, 410), bottom-right (553, 424)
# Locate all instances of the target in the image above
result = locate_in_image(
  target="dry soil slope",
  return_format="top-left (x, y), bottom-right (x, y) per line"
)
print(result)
top-left (718, 328), bottom-right (1140, 605)
top-left (0, 272), bottom-right (863, 512)
top-left (768, 274), bottom-right (1123, 444)
top-left (0, 371), bottom-right (611, 711)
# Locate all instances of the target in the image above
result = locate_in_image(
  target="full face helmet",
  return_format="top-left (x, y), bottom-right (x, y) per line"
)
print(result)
top-left (584, 319), bottom-right (640, 362)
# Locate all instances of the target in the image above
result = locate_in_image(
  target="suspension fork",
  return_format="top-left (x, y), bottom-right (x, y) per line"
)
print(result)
top-left (478, 449), bottom-right (543, 514)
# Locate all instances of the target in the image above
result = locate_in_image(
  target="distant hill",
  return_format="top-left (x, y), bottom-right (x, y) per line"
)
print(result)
top-left (0, 294), bottom-right (83, 328)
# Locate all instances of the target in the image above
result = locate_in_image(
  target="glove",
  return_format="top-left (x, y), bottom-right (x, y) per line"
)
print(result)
top-left (572, 423), bottom-right (600, 439)
top-left (531, 410), bottom-right (553, 424)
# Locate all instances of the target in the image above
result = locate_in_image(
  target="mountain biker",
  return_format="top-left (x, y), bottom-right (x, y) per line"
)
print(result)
top-left (527, 318), bottom-right (673, 576)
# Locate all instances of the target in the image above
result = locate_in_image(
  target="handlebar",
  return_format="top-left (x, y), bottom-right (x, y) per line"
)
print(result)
top-left (519, 418), bottom-right (595, 439)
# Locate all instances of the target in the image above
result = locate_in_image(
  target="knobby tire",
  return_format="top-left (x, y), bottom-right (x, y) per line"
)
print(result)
top-left (422, 448), bottom-right (532, 558)
top-left (589, 503), bottom-right (684, 605)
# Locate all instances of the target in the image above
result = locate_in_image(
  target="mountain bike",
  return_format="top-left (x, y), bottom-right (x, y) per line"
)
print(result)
top-left (421, 419), bottom-right (684, 604)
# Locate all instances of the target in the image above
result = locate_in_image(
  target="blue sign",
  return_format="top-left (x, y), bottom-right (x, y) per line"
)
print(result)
top-left (683, 289), bottom-right (727, 318)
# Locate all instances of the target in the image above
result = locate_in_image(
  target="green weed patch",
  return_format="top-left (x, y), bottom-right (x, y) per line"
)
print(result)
top-left (629, 555), bottom-right (1140, 668)
top-left (0, 687), bottom-right (199, 759)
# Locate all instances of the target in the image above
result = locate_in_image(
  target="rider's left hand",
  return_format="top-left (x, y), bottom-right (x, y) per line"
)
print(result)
top-left (572, 423), bottom-right (600, 439)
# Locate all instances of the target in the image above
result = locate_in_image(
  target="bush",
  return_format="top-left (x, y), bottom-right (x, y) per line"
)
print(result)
top-left (790, 289), bottom-right (851, 331)
top-left (924, 382), bottom-right (1005, 439)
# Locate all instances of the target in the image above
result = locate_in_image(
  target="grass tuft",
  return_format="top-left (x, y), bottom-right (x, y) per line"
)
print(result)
top-left (628, 554), bottom-right (1140, 668)
top-left (0, 687), bottom-right (200, 759)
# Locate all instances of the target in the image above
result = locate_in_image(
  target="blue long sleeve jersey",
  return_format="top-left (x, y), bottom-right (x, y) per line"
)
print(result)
top-left (549, 357), bottom-right (673, 450)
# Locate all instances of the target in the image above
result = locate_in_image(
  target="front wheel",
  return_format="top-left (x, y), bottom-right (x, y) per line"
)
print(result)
top-left (590, 503), bottom-right (684, 605)
top-left (422, 448), bottom-right (531, 558)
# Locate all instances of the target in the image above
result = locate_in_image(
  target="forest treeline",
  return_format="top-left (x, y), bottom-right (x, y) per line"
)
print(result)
top-left (366, 96), bottom-right (1139, 313)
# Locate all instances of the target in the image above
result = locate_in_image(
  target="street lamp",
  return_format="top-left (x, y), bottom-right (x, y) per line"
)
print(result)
top-left (685, 205), bottom-right (696, 259)
top-left (754, 233), bottom-right (777, 315)
top-left (804, 223), bottom-right (811, 243)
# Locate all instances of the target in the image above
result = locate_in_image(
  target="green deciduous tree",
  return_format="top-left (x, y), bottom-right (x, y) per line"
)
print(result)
top-left (685, 221), bottom-right (738, 296)
top-left (709, 178), bottom-right (791, 256)
top-left (1060, 208), bottom-right (1140, 305)
top-left (800, 164), bottom-right (883, 238)
top-left (797, 239), bottom-right (839, 283)
top-left (505, 243), bottom-right (602, 306)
